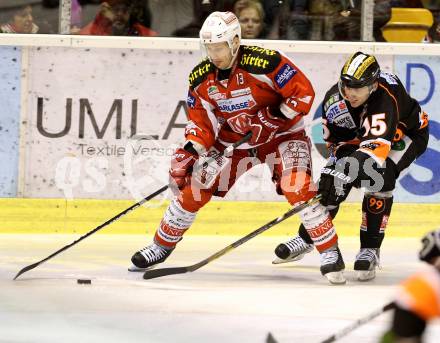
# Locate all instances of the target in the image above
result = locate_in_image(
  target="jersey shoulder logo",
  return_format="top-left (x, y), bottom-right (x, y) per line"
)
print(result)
top-left (323, 92), bottom-right (341, 112)
top-left (239, 45), bottom-right (281, 74)
top-left (379, 71), bottom-right (398, 85)
top-left (275, 63), bottom-right (297, 88)
top-left (189, 59), bottom-right (214, 89)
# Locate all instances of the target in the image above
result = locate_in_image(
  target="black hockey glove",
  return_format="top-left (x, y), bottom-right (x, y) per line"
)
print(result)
top-left (318, 161), bottom-right (354, 207)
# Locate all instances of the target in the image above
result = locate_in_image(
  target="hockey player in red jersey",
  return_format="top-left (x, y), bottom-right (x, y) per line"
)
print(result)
top-left (130, 11), bottom-right (346, 284)
top-left (274, 52), bottom-right (429, 282)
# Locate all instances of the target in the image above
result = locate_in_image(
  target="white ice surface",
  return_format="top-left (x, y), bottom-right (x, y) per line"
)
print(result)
top-left (1, 234), bottom-right (439, 343)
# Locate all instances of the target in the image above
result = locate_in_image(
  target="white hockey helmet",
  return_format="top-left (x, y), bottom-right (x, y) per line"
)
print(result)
top-left (199, 11), bottom-right (241, 60)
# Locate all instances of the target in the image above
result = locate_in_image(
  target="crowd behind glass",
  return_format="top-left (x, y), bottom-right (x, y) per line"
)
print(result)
top-left (0, 0), bottom-right (439, 42)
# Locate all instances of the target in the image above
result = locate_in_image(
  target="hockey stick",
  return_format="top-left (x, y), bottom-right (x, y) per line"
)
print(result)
top-left (13, 133), bottom-right (252, 281)
top-left (143, 195), bottom-right (322, 280)
top-left (320, 302), bottom-right (395, 343)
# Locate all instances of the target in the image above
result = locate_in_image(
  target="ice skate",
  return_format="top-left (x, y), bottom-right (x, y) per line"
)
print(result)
top-left (128, 243), bottom-right (173, 272)
top-left (354, 248), bottom-right (380, 281)
top-left (272, 235), bottom-right (314, 264)
top-left (320, 247), bottom-right (346, 285)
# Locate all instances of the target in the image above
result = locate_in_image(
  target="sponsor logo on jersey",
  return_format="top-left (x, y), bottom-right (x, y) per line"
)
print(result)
top-left (240, 53), bottom-right (270, 69)
top-left (186, 91), bottom-right (196, 108)
top-left (216, 94), bottom-right (256, 113)
top-left (323, 93), bottom-right (340, 112)
top-left (227, 112), bottom-right (252, 134)
top-left (207, 86), bottom-right (219, 95)
top-left (333, 113), bottom-right (356, 129)
top-left (275, 63), bottom-right (297, 88)
top-left (360, 141), bottom-right (380, 151)
top-left (189, 62), bottom-right (211, 86)
top-left (210, 93), bottom-right (226, 100)
top-left (243, 46), bottom-right (277, 56)
top-left (207, 85), bottom-right (226, 100)
top-left (326, 101), bottom-right (355, 129)
top-left (230, 87), bottom-right (251, 97)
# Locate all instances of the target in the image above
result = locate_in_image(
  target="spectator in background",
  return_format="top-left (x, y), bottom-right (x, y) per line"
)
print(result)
top-left (80, 0), bottom-right (157, 36)
top-left (426, 7), bottom-right (440, 42)
top-left (0, 5), bottom-right (39, 34)
top-left (173, 0), bottom-right (226, 37)
top-left (235, 0), bottom-right (266, 38)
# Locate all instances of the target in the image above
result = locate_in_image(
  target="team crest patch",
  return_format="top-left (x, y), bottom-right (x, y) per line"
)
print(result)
top-left (227, 112), bottom-right (252, 134)
top-left (275, 63), bottom-right (297, 88)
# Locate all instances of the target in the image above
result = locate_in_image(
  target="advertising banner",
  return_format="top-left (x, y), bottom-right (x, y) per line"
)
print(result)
top-left (0, 46), bottom-right (21, 197)
top-left (394, 56), bottom-right (440, 202)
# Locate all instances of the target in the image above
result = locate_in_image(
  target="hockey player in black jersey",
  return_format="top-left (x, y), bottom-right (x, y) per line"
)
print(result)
top-left (274, 51), bottom-right (430, 281)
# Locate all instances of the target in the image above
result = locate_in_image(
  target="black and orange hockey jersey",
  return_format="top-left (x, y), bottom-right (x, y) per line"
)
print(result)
top-left (396, 265), bottom-right (440, 322)
top-left (322, 72), bottom-right (428, 165)
top-left (185, 45), bottom-right (315, 152)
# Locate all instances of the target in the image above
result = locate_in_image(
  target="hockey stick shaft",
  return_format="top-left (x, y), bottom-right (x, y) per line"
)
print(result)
top-left (143, 195), bottom-right (322, 280)
top-left (14, 133), bottom-right (252, 280)
top-left (320, 302), bottom-right (395, 343)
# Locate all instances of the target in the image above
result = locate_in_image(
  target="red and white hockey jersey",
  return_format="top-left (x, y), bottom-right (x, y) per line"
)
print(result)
top-left (185, 45), bottom-right (315, 151)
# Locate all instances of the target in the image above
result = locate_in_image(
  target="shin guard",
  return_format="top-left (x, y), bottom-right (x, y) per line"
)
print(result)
top-left (154, 199), bottom-right (197, 249)
top-left (299, 202), bottom-right (338, 252)
top-left (360, 193), bottom-right (393, 248)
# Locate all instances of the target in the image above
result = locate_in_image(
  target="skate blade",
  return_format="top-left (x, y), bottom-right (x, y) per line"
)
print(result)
top-left (128, 264), bottom-right (155, 273)
top-left (356, 270), bottom-right (376, 281)
top-left (325, 271), bottom-right (346, 285)
top-left (272, 254), bottom-right (305, 265)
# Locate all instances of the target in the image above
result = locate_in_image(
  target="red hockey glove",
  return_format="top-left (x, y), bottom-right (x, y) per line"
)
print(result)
top-left (248, 107), bottom-right (283, 145)
top-left (169, 148), bottom-right (198, 189)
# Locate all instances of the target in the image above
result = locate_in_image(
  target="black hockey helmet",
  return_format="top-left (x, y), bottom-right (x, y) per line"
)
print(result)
top-left (340, 51), bottom-right (381, 88)
top-left (419, 229), bottom-right (440, 263)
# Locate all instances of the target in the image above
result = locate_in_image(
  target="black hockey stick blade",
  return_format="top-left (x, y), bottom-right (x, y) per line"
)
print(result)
top-left (13, 262), bottom-right (40, 281)
top-left (143, 195), bottom-right (321, 280)
top-left (14, 135), bottom-right (252, 281)
top-left (141, 266), bottom-right (189, 279)
top-left (320, 302), bottom-right (395, 343)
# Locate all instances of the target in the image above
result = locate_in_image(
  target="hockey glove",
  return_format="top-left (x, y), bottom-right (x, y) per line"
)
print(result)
top-left (169, 148), bottom-right (198, 189)
top-left (248, 107), bottom-right (283, 145)
top-left (319, 161), bottom-right (353, 207)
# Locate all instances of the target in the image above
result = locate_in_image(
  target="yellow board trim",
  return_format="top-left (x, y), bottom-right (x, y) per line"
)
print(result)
top-left (0, 198), bottom-right (438, 237)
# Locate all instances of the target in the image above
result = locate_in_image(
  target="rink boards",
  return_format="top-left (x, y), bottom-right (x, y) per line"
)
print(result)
top-left (0, 198), bottom-right (438, 237)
